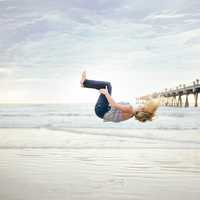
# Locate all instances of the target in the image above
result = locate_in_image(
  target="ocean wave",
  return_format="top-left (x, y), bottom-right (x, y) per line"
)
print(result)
top-left (43, 113), bottom-right (93, 117)
top-left (0, 123), bottom-right (199, 130)
top-left (0, 146), bottom-right (199, 150)
top-left (46, 127), bottom-right (200, 145)
top-left (0, 113), bottom-right (93, 117)
top-left (0, 114), bottom-right (33, 117)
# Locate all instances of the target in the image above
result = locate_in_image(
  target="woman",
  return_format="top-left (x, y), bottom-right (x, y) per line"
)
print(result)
top-left (80, 71), bottom-right (160, 123)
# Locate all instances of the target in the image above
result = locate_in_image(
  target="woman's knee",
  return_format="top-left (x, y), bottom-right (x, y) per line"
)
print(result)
top-left (106, 81), bottom-right (111, 87)
top-left (106, 82), bottom-right (112, 94)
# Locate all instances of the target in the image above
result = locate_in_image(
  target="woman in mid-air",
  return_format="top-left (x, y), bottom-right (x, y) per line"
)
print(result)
top-left (80, 71), bottom-right (160, 123)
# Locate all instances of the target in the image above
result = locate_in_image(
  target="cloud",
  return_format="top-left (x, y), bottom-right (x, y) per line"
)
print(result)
top-left (0, 0), bottom-right (200, 102)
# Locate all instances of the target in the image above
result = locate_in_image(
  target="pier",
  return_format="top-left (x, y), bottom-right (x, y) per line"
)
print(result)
top-left (138, 79), bottom-right (200, 107)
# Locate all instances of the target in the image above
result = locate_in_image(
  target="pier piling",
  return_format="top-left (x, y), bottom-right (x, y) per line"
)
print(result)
top-left (185, 94), bottom-right (189, 107)
top-left (194, 92), bottom-right (198, 107)
top-left (177, 95), bottom-right (182, 107)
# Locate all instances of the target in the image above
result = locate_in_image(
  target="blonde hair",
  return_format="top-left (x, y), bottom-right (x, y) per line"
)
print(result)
top-left (135, 99), bottom-right (160, 123)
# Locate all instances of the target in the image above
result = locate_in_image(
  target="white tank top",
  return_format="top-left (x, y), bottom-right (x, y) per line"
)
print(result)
top-left (103, 102), bottom-right (130, 123)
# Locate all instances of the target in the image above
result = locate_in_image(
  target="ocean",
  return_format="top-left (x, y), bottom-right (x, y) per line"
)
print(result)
top-left (0, 103), bottom-right (200, 130)
top-left (0, 104), bottom-right (200, 200)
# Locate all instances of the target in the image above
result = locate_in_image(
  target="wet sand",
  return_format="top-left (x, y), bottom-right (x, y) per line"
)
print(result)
top-left (0, 128), bottom-right (200, 200)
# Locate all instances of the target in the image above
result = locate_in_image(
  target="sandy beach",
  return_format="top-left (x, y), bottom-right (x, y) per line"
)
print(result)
top-left (0, 128), bottom-right (200, 200)
top-left (1, 0), bottom-right (200, 199)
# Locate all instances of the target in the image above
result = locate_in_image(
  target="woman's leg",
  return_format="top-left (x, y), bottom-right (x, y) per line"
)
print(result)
top-left (83, 79), bottom-right (112, 94)
top-left (83, 79), bottom-right (112, 118)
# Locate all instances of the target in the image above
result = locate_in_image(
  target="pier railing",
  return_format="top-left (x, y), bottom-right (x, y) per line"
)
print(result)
top-left (137, 79), bottom-right (200, 107)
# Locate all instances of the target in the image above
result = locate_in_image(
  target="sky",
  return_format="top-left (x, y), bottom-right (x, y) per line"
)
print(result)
top-left (0, 0), bottom-right (200, 103)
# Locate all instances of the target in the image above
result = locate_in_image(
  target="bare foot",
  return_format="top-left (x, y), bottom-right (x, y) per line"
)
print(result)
top-left (80, 70), bottom-right (86, 87)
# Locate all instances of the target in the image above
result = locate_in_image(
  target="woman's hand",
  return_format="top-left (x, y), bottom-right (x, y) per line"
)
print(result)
top-left (99, 86), bottom-right (109, 95)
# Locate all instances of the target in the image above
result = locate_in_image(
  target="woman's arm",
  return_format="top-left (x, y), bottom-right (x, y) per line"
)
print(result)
top-left (99, 87), bottom-right (133, 113)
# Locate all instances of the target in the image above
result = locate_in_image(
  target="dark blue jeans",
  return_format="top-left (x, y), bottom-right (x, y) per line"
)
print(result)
top-left (83, 79), bottom-right (112, 118)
